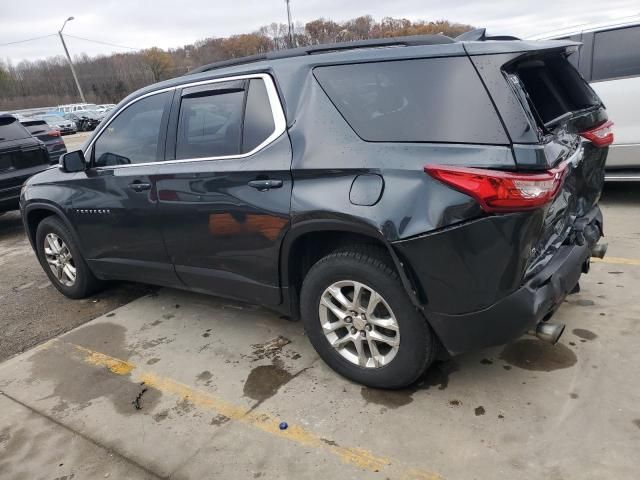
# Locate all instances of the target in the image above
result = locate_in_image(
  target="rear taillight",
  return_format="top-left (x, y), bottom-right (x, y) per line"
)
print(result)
top-left (48, 130), bottom-right (61, 137)
top-left (425, 165), bottom-right (566, 213)
top-left (580, 120), bottom-right (613, 148)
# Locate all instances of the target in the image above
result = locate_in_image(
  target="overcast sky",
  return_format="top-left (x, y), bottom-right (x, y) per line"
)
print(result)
top-left (1, 0), bottom-right (639, 64)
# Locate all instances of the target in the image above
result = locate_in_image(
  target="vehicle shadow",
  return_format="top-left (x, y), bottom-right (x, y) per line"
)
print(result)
top-left (601, 182), bottom-right (640, 205)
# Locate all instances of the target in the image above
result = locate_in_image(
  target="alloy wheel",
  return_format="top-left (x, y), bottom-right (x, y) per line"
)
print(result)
top-left (319, 280), bottom-right (400, 368)
top-left (43, 233), bottom-right (76, 287)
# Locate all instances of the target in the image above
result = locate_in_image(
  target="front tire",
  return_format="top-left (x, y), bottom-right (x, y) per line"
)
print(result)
top-left (300, 246), bottom-right (437, 389)
top-left (35, 216), bottom-right (102, 299)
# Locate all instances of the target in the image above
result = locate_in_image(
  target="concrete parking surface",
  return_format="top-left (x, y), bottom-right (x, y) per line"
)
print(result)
top-left (0, 185), bottom-right (638, 480)
top-left (63, 131), bottom-right (92, 152)
top-left (0, 210), bottom-right (153, 362)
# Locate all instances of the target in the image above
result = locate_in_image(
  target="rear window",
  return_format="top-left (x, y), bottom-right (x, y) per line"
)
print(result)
top-left (508, 54), bottom-right (601, 128)
top-left (314, 57), bottom-right (507, 144)
top-left (22, 120), bottom-right (49, 135)
top-left (592, 26), bottom-right (640, 81)
top-left (0, 116), bottom-right (31, 142)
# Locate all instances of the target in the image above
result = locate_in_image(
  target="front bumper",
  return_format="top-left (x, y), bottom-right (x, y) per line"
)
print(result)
top-left (394, 206), bottom-right (603, 355)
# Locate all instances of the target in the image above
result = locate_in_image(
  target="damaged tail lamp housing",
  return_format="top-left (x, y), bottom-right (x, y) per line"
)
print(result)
top-left (425, 164), bottom-right (568, 213)
top-left (580, 120), bottom-right (614, 148)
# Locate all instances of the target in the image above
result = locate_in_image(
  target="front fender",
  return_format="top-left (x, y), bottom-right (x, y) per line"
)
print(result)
top-left (21, 201), bottom-right (83, 256)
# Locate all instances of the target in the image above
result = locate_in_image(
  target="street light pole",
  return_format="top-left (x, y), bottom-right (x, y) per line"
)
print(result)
top-left (285, 0), bottom-right (294, 48)
top-left (58, 16), bottom-right (86, 103)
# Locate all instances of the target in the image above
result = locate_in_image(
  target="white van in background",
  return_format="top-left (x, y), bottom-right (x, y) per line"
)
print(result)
top-left (533, 18), bottom-right (640, 180)
top-left (56, 103), bottom-right (98, 114)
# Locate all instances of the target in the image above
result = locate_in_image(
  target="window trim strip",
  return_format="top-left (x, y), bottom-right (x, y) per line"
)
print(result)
top-left (86, 73), bottom-right (286, 169)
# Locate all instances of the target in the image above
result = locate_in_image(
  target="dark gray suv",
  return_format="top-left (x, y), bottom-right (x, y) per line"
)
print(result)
top-left (1, 114), bottom-right (50, 214)
top-left (20, 33), bottom-right (611, 388)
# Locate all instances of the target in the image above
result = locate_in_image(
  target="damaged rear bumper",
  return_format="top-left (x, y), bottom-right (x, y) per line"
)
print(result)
top-left (398, 206), bottom-right (604, 356)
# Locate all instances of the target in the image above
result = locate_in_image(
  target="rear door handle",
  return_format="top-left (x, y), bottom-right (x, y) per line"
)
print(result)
top-left (248, 179), bottom-right (283, 191)
top-left (129, 181), bottom-right (151, 192)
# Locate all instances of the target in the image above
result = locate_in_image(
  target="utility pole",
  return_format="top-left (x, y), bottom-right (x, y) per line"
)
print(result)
top-left (285, 0), bottom-right (294, 48)
top-left (58, 16), bottom-right (86, 103)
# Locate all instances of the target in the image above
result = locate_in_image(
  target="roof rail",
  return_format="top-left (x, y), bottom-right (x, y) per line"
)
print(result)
top-left (187, 34), bottom-right (454, 75)
top-left (455, 28), bottom-right (520, 41)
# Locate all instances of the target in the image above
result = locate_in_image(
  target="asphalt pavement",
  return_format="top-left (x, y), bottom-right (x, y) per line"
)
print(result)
top-left (0, 210), bottom-right (152, 362)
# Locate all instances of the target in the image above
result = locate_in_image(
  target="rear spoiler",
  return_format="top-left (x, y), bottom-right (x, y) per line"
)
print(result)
top-left (455, 28), bottom-right (581, 56)
top-left (455, 28), bottom-right (521, 42)
top-left (462, 37), bottom-right (580, 56)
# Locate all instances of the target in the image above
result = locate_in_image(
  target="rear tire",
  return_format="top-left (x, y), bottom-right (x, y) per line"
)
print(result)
top-left (300, 246), bottom-right (437, 389)
top-left (35, 216), bottom-right (103, 299)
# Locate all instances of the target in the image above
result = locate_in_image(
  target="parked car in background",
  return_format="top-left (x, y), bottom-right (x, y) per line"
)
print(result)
top-left (534, 18), bottom-right (640, 180)
top-left (56, 103), bottom-right (99, 114)
top-left (1, 114), bottom-right (50, 214)
top-left (20, 119), bottom-right (67, 164)
top-left (20, 33), bottom-right (610, 387)
top-left (39, 114), bottom-right (77, 135)
top-left (64, 111), bottom-right (103, 131)
top-left (96, 104), bottom-right (117, 113)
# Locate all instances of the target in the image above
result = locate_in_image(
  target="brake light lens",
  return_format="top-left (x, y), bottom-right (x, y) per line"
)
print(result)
top-left (425, 165), bottom-right (567, 213)
top-left (48, 129), bottom-right (61, 137)
top-left (580, 120), bottom-right (613, 148)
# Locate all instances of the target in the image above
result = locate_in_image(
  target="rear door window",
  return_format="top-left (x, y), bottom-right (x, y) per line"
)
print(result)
top-left (314, 57), bottom-right (507, 144)
top-left (174, 77), bottom-right (278, 159)
top-left (176, 87), bottom-right (245, 159)
top-left (592, 26), bottom-right (640, 81)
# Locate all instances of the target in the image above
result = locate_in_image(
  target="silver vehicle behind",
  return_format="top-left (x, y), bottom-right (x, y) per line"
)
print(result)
top-left (534, 17), bottom-right (640, 180)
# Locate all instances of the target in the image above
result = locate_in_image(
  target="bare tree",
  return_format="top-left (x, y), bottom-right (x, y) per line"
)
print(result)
top-left (0, 15), bottom-right (473, 110)
top-left (143, 47), bottom-right (174, 82)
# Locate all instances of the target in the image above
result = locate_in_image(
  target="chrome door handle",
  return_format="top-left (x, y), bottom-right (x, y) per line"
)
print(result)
top-left (248, 179), bottom-right (283, 191)
top-left (129, 181), bottom-right (151, 192)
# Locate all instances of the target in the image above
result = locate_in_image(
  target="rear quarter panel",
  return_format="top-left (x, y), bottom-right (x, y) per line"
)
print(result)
top-left (288, 66), bottom-right (536, 314)
top-left (288, 72), bottom-right (511, 240)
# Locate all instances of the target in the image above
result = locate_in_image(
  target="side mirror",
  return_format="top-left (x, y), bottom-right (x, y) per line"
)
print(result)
top-left (60, 150), bottom-right (87, 172)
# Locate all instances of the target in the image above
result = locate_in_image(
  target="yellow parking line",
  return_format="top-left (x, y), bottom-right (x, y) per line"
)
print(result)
top-left (73, 344), bottom-right (442, 480)
top-left (591, 256), bottom-right (640, 266)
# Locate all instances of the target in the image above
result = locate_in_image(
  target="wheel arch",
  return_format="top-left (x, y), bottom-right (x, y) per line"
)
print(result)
top-left (280, 219), bottom-right (423, 319)
top-left (23, 203), bottom-right (82, 254)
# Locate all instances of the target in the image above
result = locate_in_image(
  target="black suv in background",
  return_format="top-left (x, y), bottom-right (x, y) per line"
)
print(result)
top-left (20, 33), bottom-right (610, 388)
top-left (20, 119), bottom-right (68, 164)
top-left (1, 114), bottom-right (50, 214)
